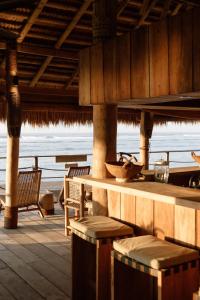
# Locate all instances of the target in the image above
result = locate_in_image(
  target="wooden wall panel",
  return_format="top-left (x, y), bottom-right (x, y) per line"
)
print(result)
top-left (108, 190), bottom-right (121, 219)
top-left (149, 20), bottom-right (169, 97)
top-left (169, 12), bottom-right (193, 94)
top-left (120, 194), bottom-right (135, 225)
top-left (135, 197), bottom-right (153, 234)
top-left (116, 32), bottom-right (131, 100)
top-left (91, 43), bottom-right (104, 104)
top-left (103, 38), bottom-right (117, 103)
top-left (79, 9), bottom-right (196, 105)
top-left (131, 27), bottom-right (150, 98)
top-left (193, 8), bottom-right (200, 91)
top-left (154, 202), bottom-right (174, 240)
top-left (79, 48), bottom-right (91, 105)
top-left (196, 209), bottom-right (200, 249)
top-left (174, 205), bottom-right (195, 246)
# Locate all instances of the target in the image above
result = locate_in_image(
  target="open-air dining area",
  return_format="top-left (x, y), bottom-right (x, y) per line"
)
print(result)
top-left (1, 0), bottom-right (200, 299)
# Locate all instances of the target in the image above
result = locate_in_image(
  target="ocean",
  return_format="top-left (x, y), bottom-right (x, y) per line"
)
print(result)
top-left (0, 123), bottom-right (200, 182)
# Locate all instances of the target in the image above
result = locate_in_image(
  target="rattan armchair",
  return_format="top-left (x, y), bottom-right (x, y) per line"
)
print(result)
top-left (0, 170), bottom-right (43, 217)
top-left (58, 166), bottom-right (90, 209)
top-left (63, 166), bottom-right (91, 235)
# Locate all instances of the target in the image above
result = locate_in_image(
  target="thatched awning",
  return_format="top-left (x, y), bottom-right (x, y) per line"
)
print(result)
top-left (0, 100), bottom-right (196, 126)
top-left (0, 0), bottom-right (199, 126)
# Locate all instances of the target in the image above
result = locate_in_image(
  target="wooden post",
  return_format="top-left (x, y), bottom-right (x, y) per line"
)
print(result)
top-left (4, 40), bottom-right (21, 229)
top-left (93, 0), bottom-right (117, 43)
top-left (92, 0), bottom-right (117, 216)
top-left (140, 111), bottom-right (153, 170)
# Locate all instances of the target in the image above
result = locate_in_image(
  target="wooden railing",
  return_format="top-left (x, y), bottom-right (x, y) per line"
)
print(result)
top-left (0, 148), bottom-right (199, 181)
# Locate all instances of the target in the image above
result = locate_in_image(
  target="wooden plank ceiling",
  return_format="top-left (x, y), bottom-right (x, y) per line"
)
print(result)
top-left (0, 0), bottom-right (199, 123)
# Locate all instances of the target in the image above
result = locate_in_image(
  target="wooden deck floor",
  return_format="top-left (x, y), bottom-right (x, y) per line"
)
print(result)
top-left (0, 205), bottom-right (72, 300)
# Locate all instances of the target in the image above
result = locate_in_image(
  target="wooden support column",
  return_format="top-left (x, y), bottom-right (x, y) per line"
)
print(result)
top-left (5, 40), bottom-right (21, 229)
top-left (92, 0), bottom-right (117, 216)
top-left (140, 111), bottom-right (153, 170)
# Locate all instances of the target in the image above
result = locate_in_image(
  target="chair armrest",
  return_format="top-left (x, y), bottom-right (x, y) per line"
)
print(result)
top-left (64, 177), bottom-right (77, 183)
top-left (64, 198), bottom-right (80, 205)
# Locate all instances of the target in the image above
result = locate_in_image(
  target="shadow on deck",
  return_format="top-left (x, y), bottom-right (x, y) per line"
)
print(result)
top-left (0, 204), bottom-right (71, 300)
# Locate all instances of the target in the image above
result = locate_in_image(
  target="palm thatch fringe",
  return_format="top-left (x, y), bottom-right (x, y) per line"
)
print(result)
top-left (0, 103), bottom-right (199, 126)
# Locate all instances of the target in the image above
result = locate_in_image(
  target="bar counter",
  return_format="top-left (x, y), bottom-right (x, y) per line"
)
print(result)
top-left (72, 175), bottom-right (200, 249)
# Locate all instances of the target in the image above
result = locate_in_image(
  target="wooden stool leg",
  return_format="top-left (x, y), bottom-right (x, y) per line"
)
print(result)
top-left (158, 261), bottom-right (200, 300)
top-left (111, 254), bottom-right (115, 300)
top-left (183, 261), bottom-right (199, 300)
top-left (64, 205), bottom-right (70, 236)
top-left (72, 233), bottom-right (96, 300)
top-left (157, 270), bottom-right (174, 300)
top-left (96, 240), bottom-right (112, 300)
top-left (74, 209), bottom-right (79, 219)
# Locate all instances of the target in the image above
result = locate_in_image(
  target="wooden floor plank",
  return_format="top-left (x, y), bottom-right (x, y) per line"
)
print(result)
top-left (0, 258), bottom-right (7, 270)
top-left (30, 259), bottom-right (71, 297)
top-left (17, 224), bottom-right (67, 256)
top-left (0, 206), bottom-right (72, 299)
top-left (0, 282), bottom-right (16, 300)
top-left (0, 268), bottom-right (43, 300)
top-left (4, 231), bottom-right (69, 275)
top-left (0, 249), bottom-right (68, 300)
top-left (0, 230), bottom-right (40, 264)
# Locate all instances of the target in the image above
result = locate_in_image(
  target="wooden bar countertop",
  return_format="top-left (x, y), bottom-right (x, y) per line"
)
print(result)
top-left (72, 175), bottom-right (200, 209)
top-left (142, 166), bottom-right (200, 176)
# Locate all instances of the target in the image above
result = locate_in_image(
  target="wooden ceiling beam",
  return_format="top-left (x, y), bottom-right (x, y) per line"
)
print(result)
top-left (26, 32), bottom-right (92, 46)
top-left (137, 0), bottom-right (158, 28)
top-left (35, 17), bottom-right (92, 31)
top-left (65, 69), bottom-right (79, 90)
top-left (29, 0), bottom-right (93, 87)
top-left (139, 0), bottom-right (151, 16)
top-left (171, 3), bottom-right (183, 15)
top-left (54, 0), bottom-right (93, 49)
top-left (18, 44), bottom-right (79, 60)
top-left (0, 0), bottom-right (35, 12)
top-left (17, 0), bottom-right (48, 43)
top-left (180, 0), bottom-right (200, 6)
top-left (161, 0), bottom-right (172, 19)
top-left (0, 0), bottom-right (47, 68)
top-left (18, 69), bottom-right (75, 80)
top-left (117, 0), bottom-right (130, 16)
top-left (19, 80), bottom-right (78, 89)
top-left (18, 58), bottom-right (77, 69)
top-left (0, 11), bottom-right (26, 22)
top-left (122, 104), bottom-right (200, 111)
top-left (45, 2), bottom-right (78, 11)
top-left (20, 94), bottom-right (78, 105)
top-left (0, 44), bottom-right (79, 61)
top-left (0, 82), bottom-right (78, 96)
top-left (146, 109), bottom-right (200, 120)
top-left (0, 28), bottom-right (18, 40)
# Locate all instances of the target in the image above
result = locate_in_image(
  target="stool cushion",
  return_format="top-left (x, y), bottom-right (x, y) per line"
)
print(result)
top-left (113, 235), bottom-right (199, 270)
top-left (70, 216), bottom-right (133, 239)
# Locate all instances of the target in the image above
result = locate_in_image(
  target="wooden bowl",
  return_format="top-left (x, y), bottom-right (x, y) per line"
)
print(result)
top-left (105, 161), bottom-right (143, 182)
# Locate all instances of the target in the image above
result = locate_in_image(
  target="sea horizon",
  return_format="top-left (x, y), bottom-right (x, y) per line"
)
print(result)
top-left (0, 122), bottom-right (200, 182)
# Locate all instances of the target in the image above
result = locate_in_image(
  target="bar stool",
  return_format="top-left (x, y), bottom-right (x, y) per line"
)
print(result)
top-left (112, 235), bottom-right (199, 300)
top-left (70, 215), bottom-right (133, 300)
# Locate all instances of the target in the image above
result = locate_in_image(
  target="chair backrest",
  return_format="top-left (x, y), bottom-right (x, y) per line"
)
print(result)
top-left (66, 166), bottom-right (90, 201)
top-left (67, 166), bottom-right (90, 178)
top-left (17, 170), bottom-right (42, 208)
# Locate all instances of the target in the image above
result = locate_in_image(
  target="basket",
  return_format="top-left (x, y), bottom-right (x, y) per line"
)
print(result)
top-left (105, 161), bottom-right (143, 182)
top-left (191, 151), bottom-right (200, 165)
